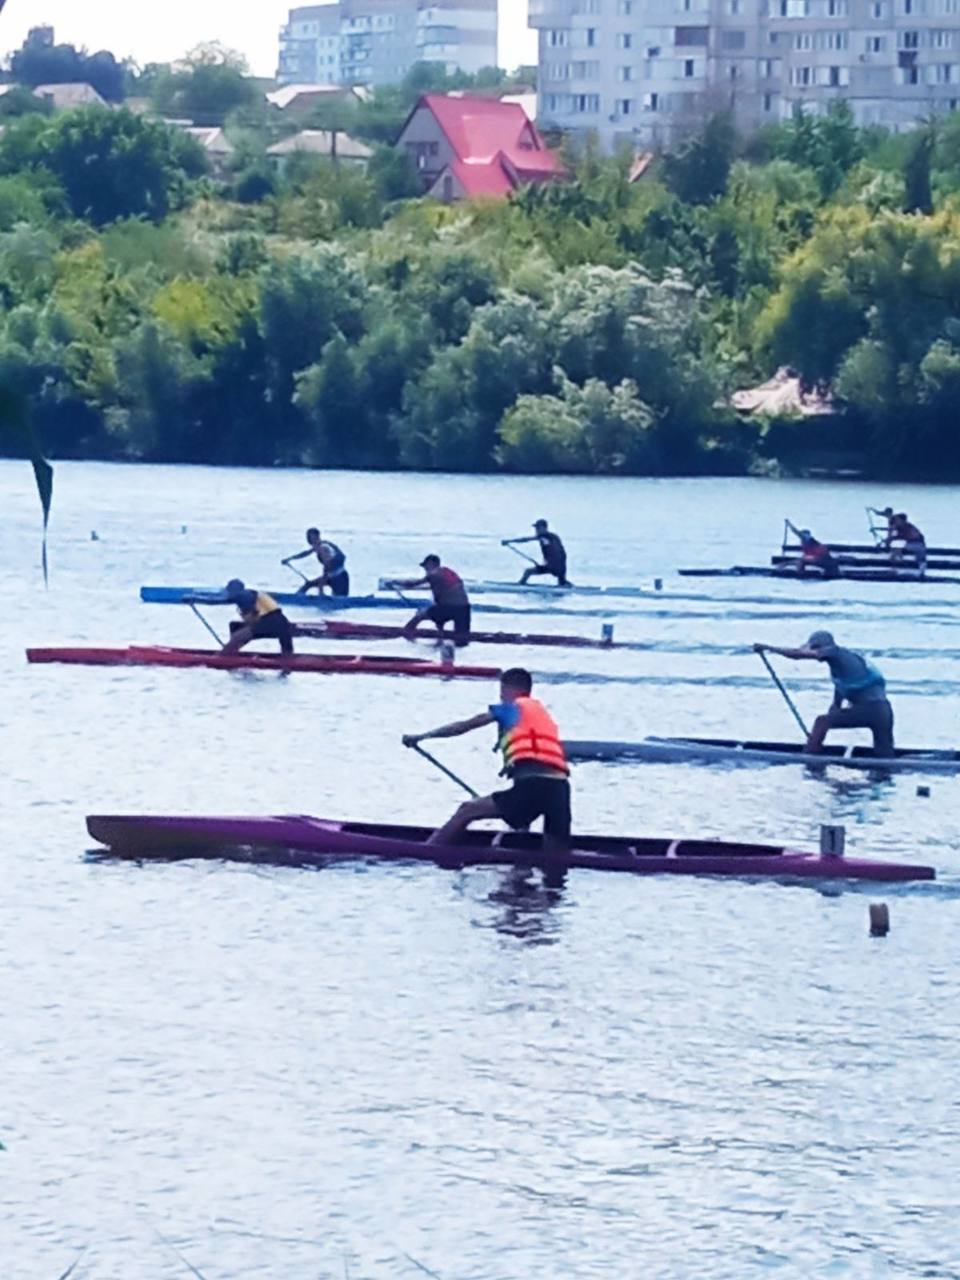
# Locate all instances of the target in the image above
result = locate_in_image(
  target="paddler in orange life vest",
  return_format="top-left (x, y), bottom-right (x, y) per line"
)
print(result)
top-left (222, 579), bottom-right (294, 654)
top-left (403, 667), bottom-right (571, 850)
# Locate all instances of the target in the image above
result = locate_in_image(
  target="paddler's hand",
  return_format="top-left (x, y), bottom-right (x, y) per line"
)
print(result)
top-left (402, 734), bottom-right (422, 749)
top-left (752, 642), bottom-right (768, 653)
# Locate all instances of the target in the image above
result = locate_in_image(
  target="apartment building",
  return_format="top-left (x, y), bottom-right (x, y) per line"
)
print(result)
top-left (529, 0), bottom-right (960, 149)
top-left (278, 1), bottom-right (498, 88)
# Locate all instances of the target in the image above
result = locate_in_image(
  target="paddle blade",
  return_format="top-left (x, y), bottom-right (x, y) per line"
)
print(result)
top-left (0, 387), bottom-right (53, 585)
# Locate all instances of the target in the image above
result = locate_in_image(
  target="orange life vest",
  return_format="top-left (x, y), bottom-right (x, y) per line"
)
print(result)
top-left (499, 696), bottom-right (569, 776)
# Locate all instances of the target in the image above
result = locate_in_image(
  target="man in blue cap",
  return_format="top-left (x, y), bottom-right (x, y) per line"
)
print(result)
top-left (754, 631), bottom-right (894, 756)
top-left (222, 579), bottom-right (294, 654)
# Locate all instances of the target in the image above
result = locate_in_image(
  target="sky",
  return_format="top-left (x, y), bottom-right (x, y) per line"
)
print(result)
top-left (0, 0), bottom-right (538, 75)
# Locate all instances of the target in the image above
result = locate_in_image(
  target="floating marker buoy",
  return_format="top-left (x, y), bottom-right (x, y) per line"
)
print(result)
top-left (869, 903), bottom-right (890, 937)
top-left (917, 785), bottom-right (930, 798)
top-left (601, 623), bottom-right (614, 645)
top-left (820, 823), bottom-right (846, 858)
top-left (90, 530), bottom-right (99, 541)
top-left (654, 578), bottom-right (663, 591)
top-left (181, 525), bottom-right (187, 534)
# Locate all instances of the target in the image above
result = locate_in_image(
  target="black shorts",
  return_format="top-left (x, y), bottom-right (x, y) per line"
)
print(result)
top-left (426, 603), bottom-right (471, 642)
top-left (493, 775), bottom-right (571, 842)
top-left (328, 570), bottom-right (350, 597)
top-left (826, 699), bottom-right (894, 755)
top-left (252, 609), bottom-right (294, 654)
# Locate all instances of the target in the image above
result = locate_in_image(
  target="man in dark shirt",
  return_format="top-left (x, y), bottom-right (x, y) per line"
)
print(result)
top-left (503, 519), bottom-right (571, 587)
top-left (754, 631), bottom-right (894, 756)
top-left (386, 554), bottom-right (472, 646)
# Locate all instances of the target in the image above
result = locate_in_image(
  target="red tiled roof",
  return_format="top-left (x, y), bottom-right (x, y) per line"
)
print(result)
top-left (447, 157), bottom-right (515, 199)
top-left (419, 93), bottom-right (563, 180)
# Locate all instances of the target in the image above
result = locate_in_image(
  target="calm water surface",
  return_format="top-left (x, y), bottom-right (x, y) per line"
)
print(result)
top-left (2, 462), bottom-right (958, 1279)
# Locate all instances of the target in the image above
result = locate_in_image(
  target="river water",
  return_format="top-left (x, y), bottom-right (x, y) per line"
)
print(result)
top-left (2, 461), bottom-right (959, 1279)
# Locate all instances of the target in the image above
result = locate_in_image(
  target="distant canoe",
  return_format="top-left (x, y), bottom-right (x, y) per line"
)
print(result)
top-left (677, 566), bottom-right (960, 584)
top-left (564, 735), bottom-right (960, 774)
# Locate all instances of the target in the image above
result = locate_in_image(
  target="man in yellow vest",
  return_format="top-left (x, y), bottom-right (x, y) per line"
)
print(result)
top-left (222, 579), bottom-right (294, 655)
top-left (403, 667), bottom-right (571, 849)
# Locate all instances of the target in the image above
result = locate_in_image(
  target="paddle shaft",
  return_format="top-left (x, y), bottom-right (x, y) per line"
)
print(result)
top-left (411, 742), bottom-right (479, 798)
top-left (189, 601), bottom-right (224, 647)
top-left (284, 561), bottom-right (310, 583)
top-left (503, 540), bottom-right (539, 566)
top-left (758, 651), bottom-right (810, 738)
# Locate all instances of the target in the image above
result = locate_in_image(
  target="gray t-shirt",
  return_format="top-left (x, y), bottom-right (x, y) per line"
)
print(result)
top-left (820, 646), bottom-right (886, 704)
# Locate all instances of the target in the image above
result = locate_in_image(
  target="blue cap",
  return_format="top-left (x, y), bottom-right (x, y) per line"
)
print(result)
top-left (225, 578), bottom-right (245, 598)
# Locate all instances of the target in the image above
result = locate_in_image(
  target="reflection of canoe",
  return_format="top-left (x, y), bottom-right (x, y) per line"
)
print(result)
top-left (294, 620), bottom-right (646, 650)
top-left (678, 566), bottom-right (960, 583)
top-left (564, 735), bottom-right (960, 774)
top-left (26, 646), bottom-right (499, 679)
top-left (85, 814), bottom-right (935, 883)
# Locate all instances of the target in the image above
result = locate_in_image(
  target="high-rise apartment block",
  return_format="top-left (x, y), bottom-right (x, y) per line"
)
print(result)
top-left (530, 0), bottom-right (960, 149)
top-left (278, 1), bottom-right (499, 88)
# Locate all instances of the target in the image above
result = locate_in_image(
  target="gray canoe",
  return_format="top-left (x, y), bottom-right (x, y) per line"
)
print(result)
top-left (564, 735), bottom-right (960, 774)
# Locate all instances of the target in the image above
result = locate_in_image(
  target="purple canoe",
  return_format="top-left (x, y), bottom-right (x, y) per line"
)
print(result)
top-left (85, 815), bottom-right (935, 883)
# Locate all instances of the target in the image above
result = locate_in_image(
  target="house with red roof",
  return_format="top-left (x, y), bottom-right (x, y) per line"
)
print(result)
top-left (396, 94), bottom-right (563, 203)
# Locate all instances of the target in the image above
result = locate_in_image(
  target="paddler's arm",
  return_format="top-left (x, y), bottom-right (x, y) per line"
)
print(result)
top-left (502, 535), bottom-right (535, 545)
top-left (403, 712), bottom-right (495, 747)
top-left (386, 575), bottom-right (428, 590)
top-left (753, 642), bottom-right (819, 662)
top-left (282, 548), bottom-right (313, 565)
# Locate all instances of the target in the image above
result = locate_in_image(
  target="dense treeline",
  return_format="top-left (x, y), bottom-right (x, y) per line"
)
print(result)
top-left (3, 78), bottom-right (960, 477)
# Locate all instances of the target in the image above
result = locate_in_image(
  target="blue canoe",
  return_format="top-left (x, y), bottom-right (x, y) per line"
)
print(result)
top-left (139, 587), bottom-right (621, 618)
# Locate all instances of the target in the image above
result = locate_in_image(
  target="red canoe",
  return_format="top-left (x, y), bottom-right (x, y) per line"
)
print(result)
top-left (85, 814), bottom-right (936, 883)
top-left (26, 646), bottom-right (500, 679)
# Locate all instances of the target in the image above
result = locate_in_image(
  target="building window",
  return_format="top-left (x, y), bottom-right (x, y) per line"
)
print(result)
top-left (729, 64), bottom-right (739, 77)
top-left (826, 0), bottom-right (848, 14)
top-left (643, 91), bottom-right (659, 110)
top-left (727, 0), bottom-right (742, 11)
top-left (930, 61), bottom-right (956, 81)
top-left (572, 60), bottom-right (600, 77)
top-left (865, 35), bottom-right (886, 51)
top-left (617, 97), bottom-right (635, 113)
top-left (764, 91), bottom-right (774, 109)
top-left (618, 64), bottom-right (634, 80)
top-left (617, 32), bottom-right (633, 48)
top-left (794, 32), bottom-right (813, 49)
top-left (676, 25), bottom-right (709, 44)
top-left (722, 29), bottom-right (747, 47)
top-left (572, 93), bottom-right (600, 111)
top-left (791, 65), bottom-right (813, 84)
top-left (933, 29), bottom-right (954, 46)
top-left (902, 29), bottom-right (920, 47)
top-left (548, 29), bottom-right (569, 46)
top-left (617, 0), bottom-right (634, 12)
top-left (585, 27), bottom-right (597, 45)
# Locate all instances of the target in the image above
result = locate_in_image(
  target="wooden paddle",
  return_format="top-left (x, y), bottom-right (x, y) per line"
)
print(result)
top-left (187, 601), bottom-right (225, 647)
top-left (757, 650), bottom-right (810, 737)
top-left (406, 740), bottom-right (479, 798)
top-left (501, 539), bottom-right (539, 566)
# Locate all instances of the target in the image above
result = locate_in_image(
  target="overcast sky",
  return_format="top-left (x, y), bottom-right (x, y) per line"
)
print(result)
top-left (0, 0), bottom-right (537, 74)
